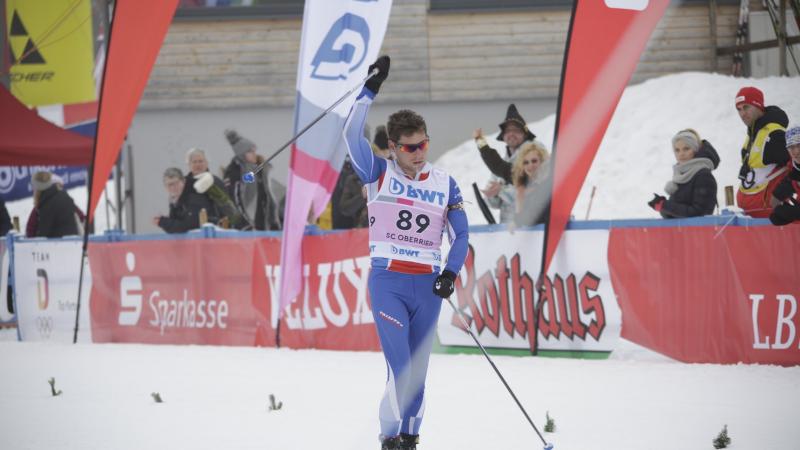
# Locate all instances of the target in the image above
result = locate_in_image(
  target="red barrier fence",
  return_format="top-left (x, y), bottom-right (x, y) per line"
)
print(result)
top-left (609, 226), bottom-right (800, 366)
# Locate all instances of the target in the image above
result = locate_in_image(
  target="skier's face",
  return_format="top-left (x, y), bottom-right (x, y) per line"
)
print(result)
top-left (391, 130), bottom-right (429, 176)
top-left (673, 139), bottom-right (696, 163)
top-left (736, 103), bottom-right (762, 127)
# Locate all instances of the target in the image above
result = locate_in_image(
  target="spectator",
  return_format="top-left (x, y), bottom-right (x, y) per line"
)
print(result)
top-left (769, 126), bottom-right (800, 225)
top-left (482, 178), bottom-right (516, 224)
top-left (512, 142), bottom-right (551, 227)
top-left (26, 174), bottom-right (89, 237)
top-left (31, 171), bottom-right (80, 238)
top-left (647, 129), bottom-right (720, 218)
top-left (223, 129), bottom-right (281, 231)
top-left (153, 167), bottom-right (197, 234)
top-left (734, 86), bottom-right (790, 217)
top-left (373, 124), bottom-right (391, 159)
top-left (473, 103), bottom-right (537, 184)
top-left (183, 147), bottom-right (230, 225)
top-left (0, 197), bottom-right (11, 236)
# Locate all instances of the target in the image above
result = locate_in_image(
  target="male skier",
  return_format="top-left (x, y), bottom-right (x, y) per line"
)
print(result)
top-left (343, 56), bottom-right (469, 450)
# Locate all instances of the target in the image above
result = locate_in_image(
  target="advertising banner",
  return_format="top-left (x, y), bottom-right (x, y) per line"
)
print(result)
top-left (89, 238), bottom-right (268, 346)
top-left (281, 0), bottom-right (392, 316)
top-left (6, 0), bottom-right (96, 106)
top-left (609, 225), bottom-right (800, 366)
top-left (88, 230), bottom-right (380, 350)
top-left (438, 228), bottom-right (620, 354)
top-left (13, 240), bottom-right (92, 342)
top-left (0, 166), bottom-right (88, 202)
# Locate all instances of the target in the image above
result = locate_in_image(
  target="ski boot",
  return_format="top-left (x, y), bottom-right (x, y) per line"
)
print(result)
top-left (381, 435), bottom-right (402, 450)
top-left (399, 433), bottom-right (419, 450)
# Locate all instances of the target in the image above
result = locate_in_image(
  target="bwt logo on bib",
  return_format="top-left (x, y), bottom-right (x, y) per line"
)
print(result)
top-left (311, 13), bottom-right (370, 80)
top-left (388, 178), bottom-right (445, 206)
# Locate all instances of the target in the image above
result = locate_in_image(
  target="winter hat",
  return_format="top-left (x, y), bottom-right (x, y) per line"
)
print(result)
top-left (224, 129), bottom-right (256, 158)
top-left (735, 86), bottom-right (765, 111)
top-left (671, 129), bottom-right (701, 152)
top-left (498, 104), bottom-right (536, 143)
top-left (786, 126), bottom-right (800, 148)
top-left (31, 171), bottom-right (54, 192)
top-left (51, 174), bottom-right (64, 186)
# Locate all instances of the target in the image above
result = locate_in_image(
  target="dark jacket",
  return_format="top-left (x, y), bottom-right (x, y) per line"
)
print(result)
top-left (224, 157), bottom-right (281, 231)
top-left (478, 143), bottom-right (518, 185)
top-left (332, 159), bottom-right (367, 229)
top-left (739, 106), bottom-right (790, 182)
top-left (769, 161), bottom-right (800, 226)
top-left (157, 189), bottom-right (197, 234)
top-left (661, 140), bottom-right (720, 219)
top-left (183, 172), bottom-right (225, 224)
top-left (0, 198), bottom-right (11, 236)
top-left (36, 185), bottom-right (79, 238)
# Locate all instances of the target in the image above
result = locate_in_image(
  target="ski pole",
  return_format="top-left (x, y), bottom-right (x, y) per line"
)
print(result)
top-left (445, 297), bottom-right (553, 450)
top-left (241, 68), bottom-right (379, 183)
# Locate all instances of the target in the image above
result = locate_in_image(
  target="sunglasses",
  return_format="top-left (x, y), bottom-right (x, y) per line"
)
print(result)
top-left (523, 158), bottom-right (540, 165)
top-left (394, 138), bottom-right (430, 153)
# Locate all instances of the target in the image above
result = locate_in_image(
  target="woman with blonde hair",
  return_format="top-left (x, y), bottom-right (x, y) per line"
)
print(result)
top-left (511, 142), bottom-right (550, 226)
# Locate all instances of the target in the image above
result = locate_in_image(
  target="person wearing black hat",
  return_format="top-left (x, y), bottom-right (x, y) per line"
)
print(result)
top-left (474, 103), bottom-right (536, 185)
top-left (473, 104), bottom-right (537, 223)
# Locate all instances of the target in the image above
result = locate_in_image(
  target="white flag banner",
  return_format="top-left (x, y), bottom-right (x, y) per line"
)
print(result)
top-left (280, 0), bottom-right (392, 313)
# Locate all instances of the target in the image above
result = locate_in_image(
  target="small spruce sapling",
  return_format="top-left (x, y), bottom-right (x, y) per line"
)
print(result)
top-left (544, 411), bottom-right (555, 433)
top-left (713, 424), bottom-right (731, 449)
top-left (47, 378), bottom-right (62, 397)
top-left (269, 394), bottom-right (283, 411)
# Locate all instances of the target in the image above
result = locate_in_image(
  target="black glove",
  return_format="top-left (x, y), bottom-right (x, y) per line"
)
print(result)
top-left (769, 204), bottom-right (800, 226)
top-left (365, 55), bottom-right (390, 95)
top-left (647, 193), bottom-right (666, 211)
top-left (772, 179), bottom-right (794, 202)
top-left (433, 270), bottom-right (457, 299)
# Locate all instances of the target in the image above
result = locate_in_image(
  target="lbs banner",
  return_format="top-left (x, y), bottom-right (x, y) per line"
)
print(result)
top-left (438, 228), bottom-right (620, 353)
top-left (13, 240), bottom-right (92, 342)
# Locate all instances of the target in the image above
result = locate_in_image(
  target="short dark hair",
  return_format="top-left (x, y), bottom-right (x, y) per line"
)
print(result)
top-left (387, 109), bottom-right (427, 142)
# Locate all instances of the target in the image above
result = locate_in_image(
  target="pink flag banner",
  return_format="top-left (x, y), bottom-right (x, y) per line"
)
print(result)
top-left (542, 0), bottom-right (669, 275)
top-left (279, 0), bottom-right (392, 316)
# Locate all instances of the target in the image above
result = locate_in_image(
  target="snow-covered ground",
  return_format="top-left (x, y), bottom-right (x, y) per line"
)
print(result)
top-left (0, 331), bottom-right (798, 450)
top-left (437, 72), bottom-right (800, 224)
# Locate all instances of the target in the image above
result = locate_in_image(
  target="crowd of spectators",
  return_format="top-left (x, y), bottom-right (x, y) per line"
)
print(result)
top-left (3, 86), bottom-right (797, 239)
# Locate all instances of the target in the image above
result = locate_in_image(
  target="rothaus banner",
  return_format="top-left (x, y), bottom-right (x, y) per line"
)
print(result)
top-left (13, 240), bottom-right (92, 342)
top-left (439, 229), bottom-right (621, 353)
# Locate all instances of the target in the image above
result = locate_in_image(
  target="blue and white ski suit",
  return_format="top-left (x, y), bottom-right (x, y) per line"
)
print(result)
top-left (343, 88), bottom-right (469, 438)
